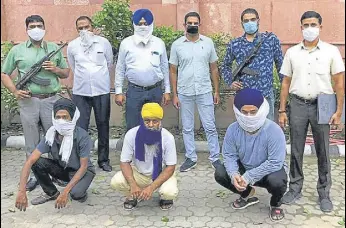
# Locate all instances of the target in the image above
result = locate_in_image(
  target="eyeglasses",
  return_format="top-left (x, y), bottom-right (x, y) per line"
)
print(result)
top-left (302, 23), bottom-right (319, 29)
top-left (242, 18), bottom-right (258, 23)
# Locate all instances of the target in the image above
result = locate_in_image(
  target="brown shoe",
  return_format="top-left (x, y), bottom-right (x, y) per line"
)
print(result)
top-left (31, 191), bottom-right (60, 205)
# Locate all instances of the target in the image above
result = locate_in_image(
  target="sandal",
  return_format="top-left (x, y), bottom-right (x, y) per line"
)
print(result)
top-left (159, 199), bottom-right (173, 211)
top-left (269, 206), bottom-right (285, 222)
top-left (231, 197), bottom-right (259, 210)
top-left (123, 198), bottom-right (138, 211)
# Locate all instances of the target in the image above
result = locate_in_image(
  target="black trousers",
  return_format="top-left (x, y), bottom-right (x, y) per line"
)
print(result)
top-left (289, 96), bottom-right (331, 199)
top-left (32, 157), bottom-right (95, 200)
top-left (72, 93), bottom-right (110, 166)
top-left (214, 162), bottom-right (287, 207)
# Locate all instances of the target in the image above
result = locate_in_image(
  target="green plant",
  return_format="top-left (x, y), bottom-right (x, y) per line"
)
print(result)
top-left (92, 0), bottom-right (133, 52)
top-left (153, 26), bottom-right (184, 56)
top-left (1, 41), bottom-right (19, 124)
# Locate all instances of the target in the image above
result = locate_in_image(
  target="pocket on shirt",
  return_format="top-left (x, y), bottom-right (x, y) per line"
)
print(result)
top-left (150, 51), bottom-right (161, 67)
top-left (95, 51), bottom-right (105, 66)
top-left (315, 63), bottom-right (330, 76)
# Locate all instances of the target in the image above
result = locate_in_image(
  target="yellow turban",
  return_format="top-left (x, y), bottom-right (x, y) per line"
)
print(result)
top-left (141, 103), bottom-right (163, 119)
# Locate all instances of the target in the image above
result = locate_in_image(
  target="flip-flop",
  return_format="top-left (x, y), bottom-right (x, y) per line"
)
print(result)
top-left (159, 199), bottom-right (173, 211)
top-left (269, 206), bottom-right (285, 222)
top-left (231, 197), bottom-right (259, 210)
top-left (123, 198), bottom-right (138, 211)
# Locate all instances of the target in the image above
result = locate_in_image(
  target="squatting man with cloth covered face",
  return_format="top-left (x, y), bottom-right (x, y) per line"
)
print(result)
top-left (15, 98), bottom-right (95, 211)
top-left (115, 9), bottom-right (171, 132)
top-left (214, 88), bottom-right (287, 222)
top-left (1, 15), bottom-right (70, 192)
top-left (111, 103), bottom-right (178, 211)
top-left (279, 11), bottom-right (345, 212)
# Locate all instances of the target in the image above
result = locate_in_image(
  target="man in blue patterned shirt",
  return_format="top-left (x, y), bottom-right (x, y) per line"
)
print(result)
top-left (221, 8), bottom-right (283, 120)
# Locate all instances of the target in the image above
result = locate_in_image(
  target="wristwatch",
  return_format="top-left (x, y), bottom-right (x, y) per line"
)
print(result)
top-left (278, 110), bottom-right (287, 114)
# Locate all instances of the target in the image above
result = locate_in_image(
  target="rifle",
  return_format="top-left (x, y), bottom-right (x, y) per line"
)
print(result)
top-left (15, 42), bottom-right (68, 90)
top-left (232, 34), bottom-right (264, 83)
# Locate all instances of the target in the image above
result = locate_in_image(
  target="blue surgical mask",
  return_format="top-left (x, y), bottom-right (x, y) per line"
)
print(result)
top-left (243, 21), bottom-right (258, 35)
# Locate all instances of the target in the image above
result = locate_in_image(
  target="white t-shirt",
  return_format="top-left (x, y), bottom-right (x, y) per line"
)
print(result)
top-left (120, 126), bottom-right (177, 175)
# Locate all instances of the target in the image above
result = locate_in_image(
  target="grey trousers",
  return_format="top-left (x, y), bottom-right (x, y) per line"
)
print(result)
top-left (18, 95), bottom-right (58, 156)
top-left (288, 96), bottom-right (331, 199)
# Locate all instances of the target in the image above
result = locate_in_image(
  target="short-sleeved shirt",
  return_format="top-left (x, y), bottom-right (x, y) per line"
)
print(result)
top-left (280, 40), bottom-right (345, 99)
top-left (37, 127), bottom-right (95, 173)
top-left (169, 35), bottom-right (218, 96)
top-left (120, 126), bottom-right (177, 176)
top-left (1, 40), bottom-right (68, 95)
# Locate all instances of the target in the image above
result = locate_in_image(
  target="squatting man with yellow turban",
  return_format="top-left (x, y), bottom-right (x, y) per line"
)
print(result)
top-left (111, 103), bottom-right (178, 210)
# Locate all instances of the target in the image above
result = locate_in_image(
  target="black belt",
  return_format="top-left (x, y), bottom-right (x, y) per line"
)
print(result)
top-left (31, 93), bottom-right (57, 99)
top-left (292, 94), bottom-right (317, 104)
top-left (129, 81), bottom-right (162, 91)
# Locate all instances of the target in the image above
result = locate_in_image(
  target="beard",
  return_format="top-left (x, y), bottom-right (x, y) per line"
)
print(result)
top-left (144, 143), bottom-right (159, 157)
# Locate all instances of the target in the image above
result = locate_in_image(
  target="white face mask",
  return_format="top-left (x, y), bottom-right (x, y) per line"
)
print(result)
top-left (133, 23), bottom-right (154, 45)
top-left (234, 99), bottom-right (270, 133)
top-left (303, 27), bottom-right (320, 42)
top-left (27, 28), bottom-right (46, 41)
top-left (53, 119), bottom-right (75, 136)
top-left (79, 29), bottom-right (94, 47)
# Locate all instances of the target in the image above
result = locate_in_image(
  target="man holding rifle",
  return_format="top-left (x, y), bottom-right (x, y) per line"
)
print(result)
top-left (221, 8), bottom-right (283, 120)
top-left (1, 15), bottom-right (69, 191)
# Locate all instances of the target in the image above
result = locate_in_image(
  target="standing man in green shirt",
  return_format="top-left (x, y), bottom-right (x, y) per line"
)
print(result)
top-left (1, 15), bottom-right (70, 191)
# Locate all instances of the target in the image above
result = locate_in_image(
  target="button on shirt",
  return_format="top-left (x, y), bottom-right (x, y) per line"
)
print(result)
top-left (280, 40), bottom-right (345, 99)
top-left (67, 35), bottom-right (113, 97)
top-left (221, 33), bottom-right (283, 97)
top-left (169, 35), bottom-right (218, 96)
top-left (1, 40), bottom-right (68, 94)
top-left (120, 126), bottom-right (177, 176)
top-left (115, 36), bottom-right (170, 94)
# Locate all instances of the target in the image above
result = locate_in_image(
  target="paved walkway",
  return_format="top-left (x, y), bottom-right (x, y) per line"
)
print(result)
top-left (1, 149), bottom-right (345, 228)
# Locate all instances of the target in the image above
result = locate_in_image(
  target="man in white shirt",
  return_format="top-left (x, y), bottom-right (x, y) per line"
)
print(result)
top-left (114, 9), bottom-right (171, 131)
top-left (67, 16), bottom-right (113, 172)
top-left (111, 103), bottom-right (178, 211)
top-left (279, 11), bottom-right (345, 212)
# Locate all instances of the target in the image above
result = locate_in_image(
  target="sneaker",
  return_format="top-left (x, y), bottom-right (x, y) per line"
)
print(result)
top-left (26, 177), bottom-right (39, 192)
top-left (179, 158), bottom-right (197, 172)
top-left (319, 197), bottom-right (333, 213)
top-left (281, 190), bottom-right (302, 205)
top-left (31, 191), bottom-right (60, 205)
top-left (211, 160), bottom-right (223, 170)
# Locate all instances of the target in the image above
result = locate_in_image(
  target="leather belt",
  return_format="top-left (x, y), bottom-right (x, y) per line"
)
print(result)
top-left (129, 81), bottom-right (162, 91)
top-left (292, 94), bottom-right (317, 104)
top-left (31, 93), bottom-right (57, 99)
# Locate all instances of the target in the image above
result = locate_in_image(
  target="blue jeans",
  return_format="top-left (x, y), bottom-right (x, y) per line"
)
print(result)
top-left (265, 91), bottom-right (275, 121)
top-left (179, 92), bottom-right (220, 162)
top-left (125, 85), bottom-right (163, 131)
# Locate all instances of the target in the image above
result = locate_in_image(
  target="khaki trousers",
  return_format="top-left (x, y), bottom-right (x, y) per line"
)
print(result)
top-left (110, 167), bottom-right (178, 200)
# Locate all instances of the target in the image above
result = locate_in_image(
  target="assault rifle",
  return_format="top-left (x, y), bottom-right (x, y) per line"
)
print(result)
top-left (15, 42), bottom-right (68, 90)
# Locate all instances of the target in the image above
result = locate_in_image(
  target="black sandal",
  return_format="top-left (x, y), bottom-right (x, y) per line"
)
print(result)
top-left (269, 206), bottom-right (285, 222)
top-left (123, 198), bottom-right (138, 211)
top-left (231, 197), bottom-right (259, 210)
top-left (159, 199), bottom-right (173, 211)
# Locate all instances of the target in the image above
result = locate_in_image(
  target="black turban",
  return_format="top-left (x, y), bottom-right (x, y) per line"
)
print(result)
top-left (53, 98), bottom-right (76, 118)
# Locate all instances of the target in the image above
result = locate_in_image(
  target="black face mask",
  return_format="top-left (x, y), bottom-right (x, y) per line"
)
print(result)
top-left (187, 25), bottom-right (199, 34)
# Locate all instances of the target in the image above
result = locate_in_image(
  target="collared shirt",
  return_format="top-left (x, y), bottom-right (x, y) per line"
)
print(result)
top-left (169, 35), bottom-right (218, 96)
top-left (37, 127), bottom-right (95, 173)
top-left (280, 40), bottom-right (345, 99)
top-left (223, 120), bottom-right (286, 186)
top-left (67, 35), bottom-right (113, 97)
top-left (221, 32), bottom-right (283, 97)
top-left (120, 126), bottom-right (177, 176)
top-left (1, 40), bottom-right (68, 94)
top-left (115, 35), bottom-right (170, 94)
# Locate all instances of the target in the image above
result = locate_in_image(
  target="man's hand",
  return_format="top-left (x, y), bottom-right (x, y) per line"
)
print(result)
top-left (14, 90), bottom-right (30, 100)
top-left (42, 61), bottom-right (57, 73)
top-left (329, 112), bottom-right (342, 125)
top-left (278, 113), bottom-right (289, 129)
top-left (15, 190), bottom-right (28, 211)
top-left (172, 95), bottom-right (180, 109)
top-left (214, 92), bottom-right (220, 105)
top-left (233, 175), bottom-right (246, 192)
top-left (239, 176), bottom-right (249, 188)
top-left (55, 191), bottom-right (68, 209)
top-left (230, 81), bottom-right (243, 91)
top-left (139, 185), bottom-right (154, 201)
top-left (115, 94), bottom-right (126, 106)
top-left (162, 93), bottom-right (171, 106)
top-left (130, 184), bottom-right (142, 199)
